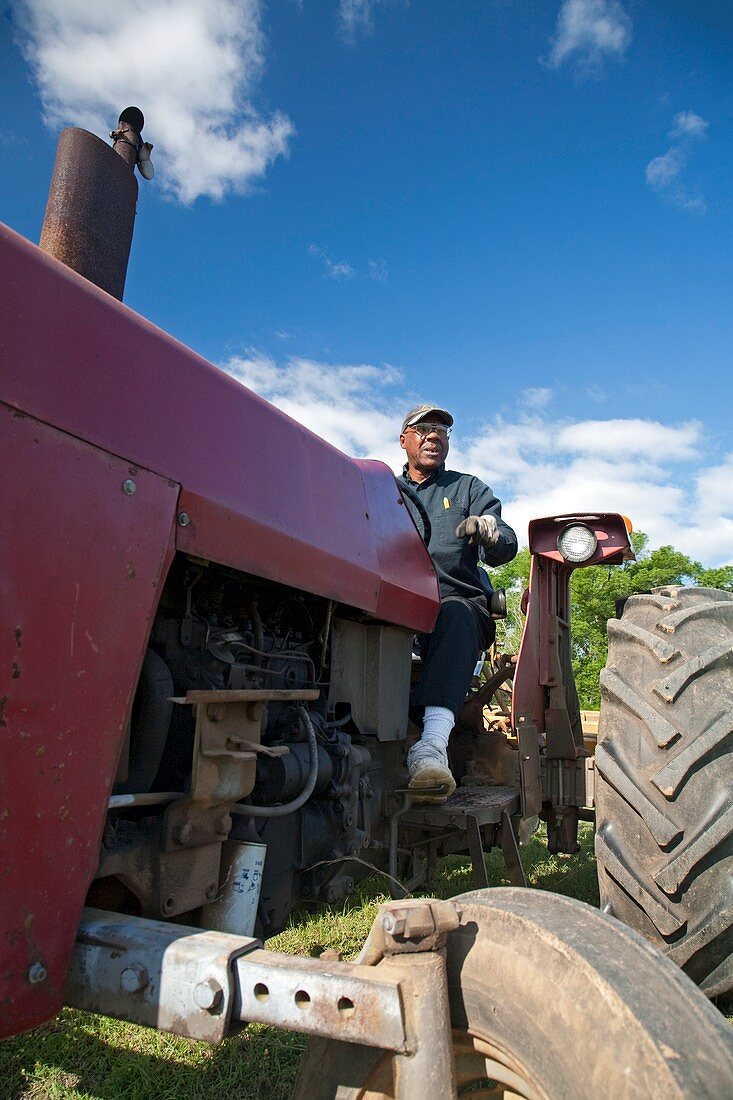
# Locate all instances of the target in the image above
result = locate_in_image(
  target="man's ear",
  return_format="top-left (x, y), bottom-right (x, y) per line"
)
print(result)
top-left (399, 433), bottom-right (407, 451)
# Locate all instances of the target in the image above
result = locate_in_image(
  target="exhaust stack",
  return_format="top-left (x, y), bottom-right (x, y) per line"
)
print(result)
top-left (39, 107), bottom-right (153, 301)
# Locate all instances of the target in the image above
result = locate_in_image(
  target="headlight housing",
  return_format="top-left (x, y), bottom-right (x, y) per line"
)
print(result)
top-left (557, 523), bottom-right (598, 563)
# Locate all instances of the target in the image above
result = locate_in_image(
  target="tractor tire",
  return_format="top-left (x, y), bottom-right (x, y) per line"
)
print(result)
top-left (293, 888), bottom-right (733, 1099)
top-left (595, 585), bottom-right (733, 996)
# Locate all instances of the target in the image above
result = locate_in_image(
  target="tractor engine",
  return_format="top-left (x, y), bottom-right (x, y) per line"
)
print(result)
top-left (91, 556), bottom-right (410, 937)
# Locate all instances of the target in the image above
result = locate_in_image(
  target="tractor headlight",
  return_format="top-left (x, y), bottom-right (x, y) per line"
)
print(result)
top-left (557, 524), bottom-right (597, 563)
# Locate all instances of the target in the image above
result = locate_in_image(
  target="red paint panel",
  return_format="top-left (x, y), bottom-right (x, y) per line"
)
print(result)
top-left (0, 224), bottom-right (438, 631)
top-left (512, 553), bottom-right (547, 734)
top-left (0, 406), bottom-right (178, 1036)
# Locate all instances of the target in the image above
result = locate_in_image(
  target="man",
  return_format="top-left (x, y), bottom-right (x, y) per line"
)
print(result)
top-left (398, 404), bottom-right (517, 800)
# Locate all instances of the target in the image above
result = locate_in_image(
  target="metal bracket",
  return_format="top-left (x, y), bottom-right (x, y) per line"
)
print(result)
top-left (163, 688), bottom-right (318, 852)
top-left (518, 720), bottom-right (542, 818)
top-left (67, 907), bottom-right (259, 1043)
top-left (235, 950), bottom-right (409, 1052)
top-left (159, 688), bottom-right (318, 914)
top-left (357, 898), bottom-right (462, 965)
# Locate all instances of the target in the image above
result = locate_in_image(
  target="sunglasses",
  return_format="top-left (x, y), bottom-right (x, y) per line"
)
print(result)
top-left (406, 422), bottom-right (452, 439)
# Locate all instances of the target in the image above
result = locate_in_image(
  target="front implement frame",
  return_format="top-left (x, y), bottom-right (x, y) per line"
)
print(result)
top-left (68, 900), bottom-right (462, 1098)
top-left (512, 514), bottom-right (634, 852)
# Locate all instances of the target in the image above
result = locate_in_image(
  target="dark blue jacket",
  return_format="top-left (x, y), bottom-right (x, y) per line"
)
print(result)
top-left (398, 464), bottom-right (517, 606)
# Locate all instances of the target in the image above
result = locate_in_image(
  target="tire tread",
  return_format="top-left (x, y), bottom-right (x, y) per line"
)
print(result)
top-left (595, 586), bottom-right (733, 994)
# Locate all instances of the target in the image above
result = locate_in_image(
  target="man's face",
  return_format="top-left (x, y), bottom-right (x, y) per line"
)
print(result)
top-left (400, 418), bottom-right (450, 479)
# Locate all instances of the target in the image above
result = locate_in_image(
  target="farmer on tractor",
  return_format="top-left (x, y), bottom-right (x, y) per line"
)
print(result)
top-left (398, 403), bottom-right (518, 799)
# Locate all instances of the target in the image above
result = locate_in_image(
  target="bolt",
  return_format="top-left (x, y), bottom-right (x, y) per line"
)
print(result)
top-left (194, 978), bottom-right (224, 1013)
top-left (122, 479), bottom-right (136, 495)
top-left (28, 962), bottom-right (47, 984)
top-left (382, 912), bottom-right (406, 936)
top-left (121, 964), bottom-right (148, 993)
top-left (173, 822), bottom-right (192, 845)
top-left (177, 512), bottom-right (190, 527)
top-left (205, 882), bottom-right (218, 901)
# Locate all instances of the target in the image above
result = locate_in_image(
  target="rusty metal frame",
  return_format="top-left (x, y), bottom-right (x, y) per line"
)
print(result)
top-left (67, 900), bottom-right (462, 1098)
top-left (234, 951), bottom-right (409, 1051)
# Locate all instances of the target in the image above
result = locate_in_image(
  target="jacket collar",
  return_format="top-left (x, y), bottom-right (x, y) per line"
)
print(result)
top-left (401, 462), bottom-right (445, 486)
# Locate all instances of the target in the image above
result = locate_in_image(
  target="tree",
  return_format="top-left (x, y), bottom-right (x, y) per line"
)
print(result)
top-left (488, 533), bottom-right (733, 710)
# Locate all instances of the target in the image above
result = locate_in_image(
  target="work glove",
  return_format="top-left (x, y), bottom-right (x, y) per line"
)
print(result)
top-left (455, 514), bottom-right (499, 548)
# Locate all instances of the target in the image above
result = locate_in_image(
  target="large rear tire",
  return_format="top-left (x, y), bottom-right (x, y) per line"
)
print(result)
top-left (294, 888), bottom-right (733, 1098)
top-left (595, 585), bottom-right (733, 996)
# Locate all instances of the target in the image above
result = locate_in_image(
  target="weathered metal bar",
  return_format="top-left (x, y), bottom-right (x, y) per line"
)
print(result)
top-left (176, 688), bottom-right (321, 704)
top-left (234, 950), bottom-right (409, 1051)
top-left (66, 908), bottom-right (259, 1044)
top-left (67, 908), bottom-right (409, 1051)
top-left (382, 952), bottom-right (458, 1099)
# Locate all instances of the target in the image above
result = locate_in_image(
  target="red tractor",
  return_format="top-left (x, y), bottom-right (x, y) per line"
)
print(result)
top-left (2, 113), bottom-right (732, 1098)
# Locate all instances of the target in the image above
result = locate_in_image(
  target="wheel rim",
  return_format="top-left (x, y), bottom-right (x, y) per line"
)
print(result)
top-left (454, 1031), bottom-right (547, 1100)
top-left (355, 1030), bottom-right (551, 1099)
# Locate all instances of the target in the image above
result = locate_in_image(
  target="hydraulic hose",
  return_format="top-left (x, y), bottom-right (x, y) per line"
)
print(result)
top-left (232, 705), bottom-right (319, 818)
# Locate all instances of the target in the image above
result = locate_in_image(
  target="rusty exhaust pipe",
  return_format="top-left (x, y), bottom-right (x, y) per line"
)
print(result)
top-left (39, 107), bottom-right (153, 301)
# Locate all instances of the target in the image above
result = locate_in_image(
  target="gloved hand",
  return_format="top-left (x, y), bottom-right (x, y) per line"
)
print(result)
top-left (455, 514), bottom-right (499, 547)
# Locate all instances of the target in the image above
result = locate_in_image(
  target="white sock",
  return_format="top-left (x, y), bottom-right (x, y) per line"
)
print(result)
top-left (421, 706), bottom-right (454, 750)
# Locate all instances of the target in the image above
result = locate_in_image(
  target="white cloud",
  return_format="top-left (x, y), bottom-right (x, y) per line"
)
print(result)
top-left (555, 418), bottom-right (700, 461)
top-left (672, 111), bottom-right (709, 140)
top-left (339, 0), bottom-right (374, 38)
top-left (13, 0), bottom-right (293, 204)
top-left (221, 353), bottom-right (733, 565)
top-left (463, 414), bottom-right (728, 563)
top-left (646, 148), bottom-right (685, 191)
top-left (338, 0), bottom-right (391, 41)
top-left (367, 258), bottom-right (389, 283)
top-left (223, 350), bottom-right (405, 460)
top-left (309, 246), bottom-right (390, 282)
top-left (523, 387), bottom-right (553, 410)
top-left (308, 244), bottom-right (356, 281)
top-left (646, 110), bottom-right (709, 213)
top-left (546, 0), bottom-right (632, 74)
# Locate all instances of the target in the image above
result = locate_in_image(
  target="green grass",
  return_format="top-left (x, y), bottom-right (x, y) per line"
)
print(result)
top-left (0, 824), bottom-right (712, 1098)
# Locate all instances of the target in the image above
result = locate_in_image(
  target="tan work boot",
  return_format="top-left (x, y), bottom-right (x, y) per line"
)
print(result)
top-left (407, 739), bottom-right (456, 803)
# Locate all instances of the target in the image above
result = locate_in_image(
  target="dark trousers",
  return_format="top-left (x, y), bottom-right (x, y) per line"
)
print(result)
top-left (411, 598), bottom-right (495, 719)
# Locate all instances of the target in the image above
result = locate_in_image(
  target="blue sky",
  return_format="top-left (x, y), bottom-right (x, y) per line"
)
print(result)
top-left (2, 1), bottom-right (732, 563)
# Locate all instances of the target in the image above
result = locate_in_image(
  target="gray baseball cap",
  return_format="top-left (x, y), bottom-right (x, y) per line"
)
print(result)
top-left (401, 404), bottom-right (454, 433)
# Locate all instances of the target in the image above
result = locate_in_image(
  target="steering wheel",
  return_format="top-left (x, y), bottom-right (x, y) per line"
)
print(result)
top-left (397, 481), bottom-right (432, 546)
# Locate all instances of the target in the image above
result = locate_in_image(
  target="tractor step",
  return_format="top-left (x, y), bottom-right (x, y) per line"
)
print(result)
top-left (401, 785), bottom-right (526, 891)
